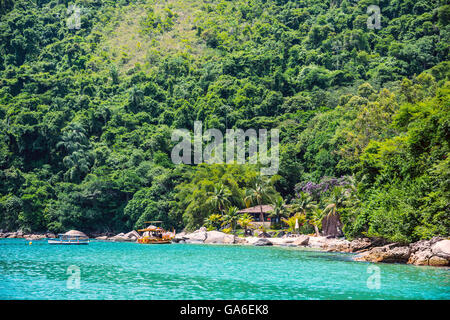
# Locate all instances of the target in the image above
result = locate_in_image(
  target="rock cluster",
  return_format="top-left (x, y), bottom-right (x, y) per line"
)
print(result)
top-left (174, 229), bottom-right (450, 267)
top-left (0, 231), bottom-right (55, 239)
top-left (407, 238), bottom-right (449, 266)
top-left (96, 230), bottom-right (140, 242)
top-left (173, 227), bottom-right (238, 244)
top-left (356, 237), bottom-right (449, 266)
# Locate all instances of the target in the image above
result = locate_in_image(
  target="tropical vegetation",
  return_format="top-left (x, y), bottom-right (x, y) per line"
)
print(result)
top-left (0, 0), bottom-right (448, 243)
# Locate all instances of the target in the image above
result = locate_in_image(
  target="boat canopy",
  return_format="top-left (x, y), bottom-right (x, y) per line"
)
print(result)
top-left (57, 234), bottom-right (88, 239)
top-left (137, 225), bottom-right (163, 232)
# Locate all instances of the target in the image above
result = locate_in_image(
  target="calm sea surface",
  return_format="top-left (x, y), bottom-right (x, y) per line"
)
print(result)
top-left (0, 239), bottom-right (448, 300)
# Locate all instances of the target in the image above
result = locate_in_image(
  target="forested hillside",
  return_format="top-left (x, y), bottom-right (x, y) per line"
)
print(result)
top-left (0, 0), bottom-right (449, 242)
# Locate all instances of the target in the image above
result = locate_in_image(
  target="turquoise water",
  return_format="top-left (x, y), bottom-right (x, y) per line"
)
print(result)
top-left (0, 239), bottom-right (448, 300)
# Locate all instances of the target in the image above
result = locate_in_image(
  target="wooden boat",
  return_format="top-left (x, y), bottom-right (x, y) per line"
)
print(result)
top-left (48, 234), bottom-right (89, 245)
top-left (137, 221), bottom-right (175, 244)
top-left (48, 230), bottom-right (89, 245)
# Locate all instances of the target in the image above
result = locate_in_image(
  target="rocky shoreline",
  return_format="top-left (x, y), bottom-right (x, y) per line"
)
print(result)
top-left (172, 227), bottom-right (449, 267)
top-left (0, 230), bottom-right (141, 242)
top-left (2, 229), bottom-right (448, 267)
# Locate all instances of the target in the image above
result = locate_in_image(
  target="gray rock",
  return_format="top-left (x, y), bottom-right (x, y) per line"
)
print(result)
top-left (431, 240), bottom-right (450, 260)
top-left (349, 238), bottom-right (373, 252)
top-left (185, 239), bottom-right (205, 244)
top-left (409, 239), bottom-right (432, 253)
top-left (124, 230), bottom-right (140, 239)
top-left (408, 249), bottom-right (433, 265)
top-left (256, 231), bottom-right (272, 238)
top-left (234, 237), bottom-right (248, 244)
top-left (277, 231), bottom-right (286, 238)
top-left (184, 229), bottom-right (207, 242)
top-left (356, 244), bottom-right (410, 263)
top-left (173, 232), bottom-right (187, 243)
top-left (253, 238), bottom-right (273, 246)
top-left (204, 231), bottom-right (235, 244)
top-left (428, 255), bottom-right (449, 266)
top-left (292, 235), bottom-right (310, 246)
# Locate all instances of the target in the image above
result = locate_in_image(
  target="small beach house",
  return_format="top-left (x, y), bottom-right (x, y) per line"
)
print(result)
top-left (237, 205), bottom-right (274, 227)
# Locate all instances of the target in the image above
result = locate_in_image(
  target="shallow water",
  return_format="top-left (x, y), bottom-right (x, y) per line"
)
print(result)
top-left (0, 239), bottom-right (448, 300)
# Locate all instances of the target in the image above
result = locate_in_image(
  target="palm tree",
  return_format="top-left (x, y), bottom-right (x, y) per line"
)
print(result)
top-left (57, 123), bottom-right (89, 153)
top-left (281, 213), bottom-right (306, 233)
top-left (57, 123), bottom-right (92, 183)
top-left (204, 214), bottom-right (223, 231)
top-left (269, 196), bottom-right (289, 226)
top-left (238, 213), bottom-right (254, 236)
top-left (207, 183), bottom-right (232, 215)
top-left (221, 206), bottom-right (240, 234)
top-left (244, 176), bottom-right (276, 223)
top-left (290, 191), bottom-right (316, 216)
top-left (321, 186), bottom-right (357, 237)
top-left (309, 207), bottom-right (325, 237)
top-left (322, 186), bottom-right (352, 218)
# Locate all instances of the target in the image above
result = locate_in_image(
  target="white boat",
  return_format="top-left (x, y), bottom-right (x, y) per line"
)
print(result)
top-left (48, 230), bottom-right (89, 245)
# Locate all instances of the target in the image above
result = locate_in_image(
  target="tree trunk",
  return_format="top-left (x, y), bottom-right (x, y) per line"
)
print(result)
top-left (322, 214), bottom-right (344, 237)
top-left (314, 225), bottom-right (320, 237)
top-left (259, 204), bottom-right (264, 224)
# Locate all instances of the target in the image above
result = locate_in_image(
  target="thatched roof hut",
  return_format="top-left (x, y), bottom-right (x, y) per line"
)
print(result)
top-left (237, 205), bottom-right (274, 214)
top-left (237, 205), bottom-right (274, 224)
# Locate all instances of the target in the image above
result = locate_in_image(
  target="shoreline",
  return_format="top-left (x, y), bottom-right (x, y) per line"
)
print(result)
top-left (1, 229), bottom-right (449, 268)
top-left (171, 229), bottom-right (450, 268)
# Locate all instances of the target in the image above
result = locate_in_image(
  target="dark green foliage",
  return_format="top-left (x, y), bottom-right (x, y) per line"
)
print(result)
top-left (0, 0), bottom-right (448, 242)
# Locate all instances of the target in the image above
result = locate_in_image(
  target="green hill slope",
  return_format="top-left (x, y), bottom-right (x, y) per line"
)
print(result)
top-left (0, 0), bottom-right (448, 241)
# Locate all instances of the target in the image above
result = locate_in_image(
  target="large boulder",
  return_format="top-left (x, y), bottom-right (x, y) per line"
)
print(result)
top-left (172, 232), bottom-right (187, 243)
top-left (268, 238), bottom-right (294, 246)
top-left (307, 236), bottom-right (328, 248)
top-left (408, 249), bottom-right (433, 266)
top-left (349, 238), bottom-right (373, 252)
top-left (124, 230), bottom-right (140, 241)
top-left (322, 238), bottom-right (351, 252)
top-left (184, 228), bottom-right (207, 243)
top-left (24, 234), bottom-right (46, 240)
top-left (204, 231), bottom-right (235, 244)
top-left (407, 238), bottom-right (449, 266)
top-left (254, 230), bottom-right (271, 238)
top-left (253, 238), bottom-right (273, 246)
top-left (234, 237), bottom-right (248, 245)
top-left (431, 240), bottom-right (450, 260)
top-left (356, 243), bottom-right (410, 263)
top-left (428, 255), bottom-right (449, 267)
top-left (110, 235), bottom-right (129, 242)
top-left (110, 231), bottom-right (139, 242)
top-left (276, 231), bottom-right (286, 238)
top-left (292, 235), bottom-right (310, 246)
